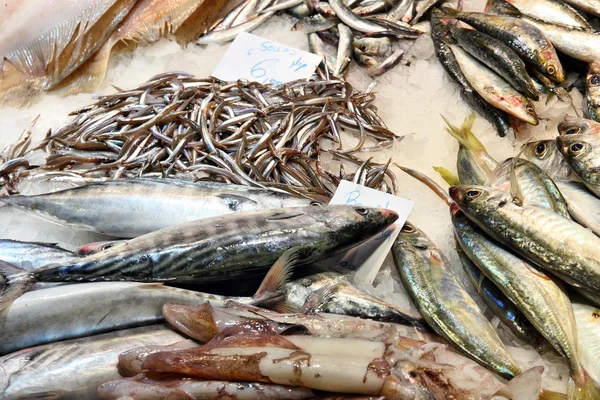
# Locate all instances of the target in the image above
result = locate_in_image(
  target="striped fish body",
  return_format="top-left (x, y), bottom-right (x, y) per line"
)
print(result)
top-left (34, 205), bottom-right (397, 283)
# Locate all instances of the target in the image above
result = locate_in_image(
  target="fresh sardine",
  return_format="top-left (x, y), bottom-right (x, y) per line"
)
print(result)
top-left (587, 62), bottom-right (600, 123)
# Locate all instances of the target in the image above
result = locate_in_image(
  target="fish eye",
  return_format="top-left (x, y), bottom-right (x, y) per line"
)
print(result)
top-left (526, 105), bottom-right (535, 115)
top-left (401, 224), bottom-right (416, 233)
top-left (356, 207), bottom-right (368, 215)
top-left (102, 243), bottom-right (115, 251)
top-left (535, 142), bottom-right (547, 157)
top-left (591, 76), bottom-right (600, 86)
top-left (547, 65), bottom-right (556, 75)
top-left (310, 201), bottom-right (322, 206)
top-left (466, 189), bottom-right (483, 199)
top-left (570, 143), bottom-right (584, 154)
top-left (409, 371), bottom-right (418, 378)
top-left (565, 127), bottom-right (580, 135)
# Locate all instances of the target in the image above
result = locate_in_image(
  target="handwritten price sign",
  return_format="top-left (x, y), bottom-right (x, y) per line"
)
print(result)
top-left (326, 181), bottom-right (415, 284)
top-left (211, 32), bottom-right (322, 84)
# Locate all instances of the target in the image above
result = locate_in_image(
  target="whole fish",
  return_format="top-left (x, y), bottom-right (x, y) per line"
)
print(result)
top-left (587, 62), bottom-right (600, 123)
top-left (572, 301), bottom-right (600, 386)
top-left (0, 239), bottom-right (78, 271)
top-left (0, 206), bottom-right (397, 309)
top-left (500, 0), bottom-right (590, 29)
top-left (446, 8), bottom-right (565, 83)
top-left (561, 0), bottom-right (600, 17)
top-left (558, 117), bottom-right (600, 136)
top-left (391, 222), bottom-right (521, 379)
top-left (431, 10), bottom-right (511, 137)
top-left (449, 25), bottom-right (538, 100)
top-left (0, 261), bottom-right (284, 355)
top-left (556, 134), bottom-right (600, 198)
top-left (196, 11), bottom-right (275, 44)
top-left (334, 23), bottom-right (353, 76)
top-left (308, 33), bottom-right (337, 73)
top-left (449, 185), bottom-right (600, 297)
top-left (520, 140), bottom-right (577, 182)
top-left (489, 0), bottom-right (600, 64)
top-left (450, 45), bottom-right (538, 125)
top-left (0, 178), bottom-right (314, 238)
top-left (278, 271), bottom-right (424, 326)
top-left (0, 325), bottom-right (185, 400)
top-left (457, 244), bottom-right (545, 346)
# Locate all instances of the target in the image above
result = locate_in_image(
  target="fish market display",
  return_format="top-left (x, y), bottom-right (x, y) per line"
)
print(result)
top-left (1, 70), bottom-right (399, 201)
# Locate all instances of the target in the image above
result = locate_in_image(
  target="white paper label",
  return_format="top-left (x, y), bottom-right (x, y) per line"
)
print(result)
top-left (328, 180), bottom-right (415, 284)
top-left (211, 32), bottom-right (322, 84)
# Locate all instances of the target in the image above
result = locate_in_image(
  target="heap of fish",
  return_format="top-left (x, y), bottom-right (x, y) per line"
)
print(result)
top-left (431, 0), bottom-right (600, 137)
top-left (0, 69), bottom-right (398, 201)
top-left (396, 112), bottom-right (600, 399)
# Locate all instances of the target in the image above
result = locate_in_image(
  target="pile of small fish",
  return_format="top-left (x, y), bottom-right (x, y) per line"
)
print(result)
top-left (431, 0), bottom-right (600, 137)
top-left (396, 112), bottom-right (600, 399)
top-left (0, 0), bottom-right (235, 106)
top-left (197, 0), bottom-right (437, 77)
top-left (0, 69), bottom-right (399, 201)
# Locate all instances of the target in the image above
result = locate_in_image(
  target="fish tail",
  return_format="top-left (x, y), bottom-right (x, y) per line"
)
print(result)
top-left (433, 166), bottom-right (460, 186)
top-left (567, 372), bottom-right (600, 400)
top-left (54, 40), bottom-right (114, 95)
top-left (252, 247), bottom-right (302, 305)
top-left (439, 5), bottom-right (459, 17)
top-left (0, 261), bottom-right (35, 312)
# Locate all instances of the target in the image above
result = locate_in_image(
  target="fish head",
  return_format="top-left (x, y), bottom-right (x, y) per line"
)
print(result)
top-left (556, 134), bottom-right (600, 179)
top-left (396, 221), bottom-right (433, 251)
top-left (449, 185), bottom-right (510, 218)
top-left (558, 117), bottom-right (600, 136)
top-left (520, 140), bottom-right (574, 180)
top-left (588, 61), bottom-right (600, 87)
top-left (537, 49), bottom-right (565, 83)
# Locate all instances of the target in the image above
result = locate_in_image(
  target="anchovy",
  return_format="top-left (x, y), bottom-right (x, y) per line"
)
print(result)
top-left (334, 23), bottom-right (353, 76)
top-left (447, 8), bottom-right (565, 83)
top-left (0, 239), bottom-right (78, 271)
top-left (329, 0), bottom-right (387, 33)
top-left (0, 326), bottom-right (185, 399)
top-left (291, 14), bottom-right (338, 33)
top-left (278, 271), bottom-right (424, 326)
top-left (431, 10), bottom-right (511, 137)
top-left (556, 134), bottom-right (600, 198)
top-left (308, 33), bottom-right (337, 72)
top-left (449, 25), bottom-right (538, 100)
top-left (196, 12), bottom-right (275, 44)
top-left (450, 45), bottom-right (538, 125)
top-left (0, 178), bottom-right (314, 238)
top-left (587, 62), bottom-right (600, 123)
top-left (391, 221), bottom-right (521, 379)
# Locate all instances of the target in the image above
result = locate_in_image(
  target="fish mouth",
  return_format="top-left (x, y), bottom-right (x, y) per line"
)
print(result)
top-left (448, 186), bottom-right (463, 203)
top-left (381, 209), bottom-right (399, 226)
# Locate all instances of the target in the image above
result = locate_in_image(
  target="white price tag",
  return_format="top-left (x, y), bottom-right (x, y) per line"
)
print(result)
top-left (211, 32), bottom-right (322, 84)
top-left (328, 180), bottom-right (414, 284)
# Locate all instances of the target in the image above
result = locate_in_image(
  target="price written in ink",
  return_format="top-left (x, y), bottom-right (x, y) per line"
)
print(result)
top-left (329, 181), bottom-right (415, 284)
top-left (212, 32), bottom-right (322, 84)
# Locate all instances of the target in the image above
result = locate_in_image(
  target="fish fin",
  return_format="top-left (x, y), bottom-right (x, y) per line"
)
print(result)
top-left (567, 373), bottom-right (600, 400)
top-left (0, 64), bottom-right (44, 108)
top-left (0, 261), bottom-right (35, 312)
top-left (301, 278), bottom-right (343, 314)
top-left (433, 166), bottom-right (460, 186)
top-left (252, 247), bottom-right (302, 305)
top-left (271, 302), bottom-right (301, 313)
top-left (266, 211), bottom-right (306, 221)
top-left (173, 0), bottom-right (230, 45)
top-left (54, 39), bottom-right (114, 95)
top-left (495, 366), bottom-right (543, 400)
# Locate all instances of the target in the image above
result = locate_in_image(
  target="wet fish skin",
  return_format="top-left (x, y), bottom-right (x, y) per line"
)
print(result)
top-left (558, 117), bottom-right (600, 136)
top-left (449, 25), bottom-right (538, 100)
top-left (556, 181), bottom-right (600, 237)
top-left (561, 0), bottom-right (600, 17)
top-left (556, 134), bottom-right (600, 198)
top-left (431, 10), bottom-right (511, 137)
top-left (450, 9), bottom-right (565, 83)
top-left (450, 45), bottom-right (538, 125)
top-left (0, 325), bottom-right (184, 400)
top-left (391, 221), bottom-right (521, 379)
top-left (280, 271), bottom-right (424, 326)
top-left (0, 178), bottom-right (314, 238)
top-left (456, 243), bottom-right (545, 346)
top-left (449, 185), bottom-right (600, 296)
top-left (32, 206), bottom-right (397, 283)
top-left (520, 140), bottom-right (577, 182)
top-left (452, 210), bottom-right (580, 375)
top-left (503, 0), bottom-right (590, 29)
top-left (0, 281), bottom-right (257, 355)
top-left (587, 62), bottom-right (600, 123)
top-left (0, 239), bottom-right (78, 271)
